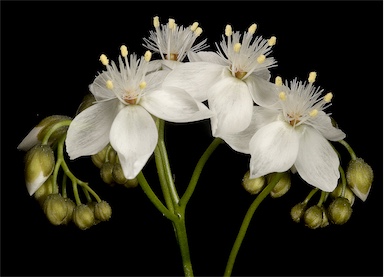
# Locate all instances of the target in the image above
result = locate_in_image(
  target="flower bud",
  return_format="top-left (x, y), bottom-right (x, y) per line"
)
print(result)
top-left (43, 193), bottom-right (68, 225)
top-left (100, 162), bottom-right (115, 185)
top-left (328, 197), bottom-right (352, 225)
top-left (34, 175), bottom-right (54, 206)
top-left (330, 183), bottom-right (355, 206)
top-left (320, 207), bottom-right (329, 228)
top-left (62, 198), bottom-right (76, 225)
top-left (124, 178), bottom-right (139, 189)
top-left (76, 93), bottom-right (96, 115)
top-left (72, 204), bottom-right (95, 230)
top-left (86, 201), bottom-right (100, 225)
top-left (269, 172), bottom-right (291, 198)
top-left (112, 163), bottom-right (128, 185)
top-left (303, 205), bottom-right (323, 229)
top-left (290, 202), bottom-right (307, 223)
top-left (94, 201), bottom-right (112, 222)
top-left (346, 158), bottom-right (373, 202)
top-left (242, 171), bottom-right (265, 195)
top-left (91, 147), bottom-right (108, 169)
top-left (24, 144), bottom-right (55, 196)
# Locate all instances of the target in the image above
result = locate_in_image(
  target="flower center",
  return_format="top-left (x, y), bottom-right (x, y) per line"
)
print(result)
top-left (287, 112), bottom-right (301, 127)
top-left (165, 53), bottom-right (179, 61)
top-left (235, 71), bottom-right (247, 79)
top-left (123, 91), bottom-right (138, 105)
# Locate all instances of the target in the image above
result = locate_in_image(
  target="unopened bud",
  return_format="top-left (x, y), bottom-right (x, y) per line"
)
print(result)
top-left (269, 172), bottom-right (291, 198)
top-left (320, 207), bottom-right (329, 228)
top-left (91, 147), bottom-right (108, 168)
top-left (72, 204), bottom-right (95, 230)
top-left (34, 175), bottom-right (54, 206)
top-left (76, 93), bottom-right (96, 115)
top-left (94, 201), bottom-right (112, 221)
top-left (100, 162), bottom-right (115, 185)
top-left (242, 171), bottom-right (265, 194)
top-left (328, 197), bottom-right (352, 225)
top-left (43, 193), bottom-right (68, 225)
top-left (24, 144), bottom-right (55, 196)
top-left (290, 202), bottom-right (307, 223)
top-left (330, 183), bottom-right (355, 206)
top-left (303, 205), bottom-right (323, 229)
top-left (124, 178), bottom-right (139, 189)
top-left (62, 198), bottom-right (76, 225)
top-left (346, 158), bottom-right (374, 202)
top-left (113, 163), bottom-right (128, 185)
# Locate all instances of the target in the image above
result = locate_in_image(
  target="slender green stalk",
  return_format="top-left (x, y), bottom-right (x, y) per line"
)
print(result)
top-left (224, 172), bottom-right (284, 277)
top-left (339, 165), bottom-right (347, 197)
top-left (338, 139), bottom-right (357, 160)
top-left (173, 215), bottom-right (194, 277)
top-left (41, 120), bottom-right (72, 145)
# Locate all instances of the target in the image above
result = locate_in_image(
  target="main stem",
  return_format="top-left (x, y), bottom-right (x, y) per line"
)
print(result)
top-left (224, 172), bottom-right (284, 277)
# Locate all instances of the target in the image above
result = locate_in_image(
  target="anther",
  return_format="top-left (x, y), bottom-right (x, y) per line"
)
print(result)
top-left (279, 91), bottom-right (286, 101)
top-left (234, 43), bottom-right (241, 53)
top-left (106, 80), bottom-right (113, 90)
top-left (190, 22), bottom-right (199, 32)
top-left (99, 54), bottom-right (109, 66)
top-left (275, 76), bottom-right (283, 86)
top-left (139, 81), bottom-right (147, 89)
top-left (309, 109), bottom-right (318, 117)
top-left (268, 36), bottom-right (277, 46)
top-left (144, 51), bottom-right (152, 62)
top-left (248, 23), bottom-right (257, 35)
top-left (308, 72), bottom-right (317, 83)
top-left (324, 92), bottom-right (333, 103)
top-left (153, 16), bottom-right (160, 28)
top-left (225, 25), bottom-right (232, 37)
top-left (194, 27), bottom-right (203, 37)
top-left (168, 18), bottom-right (176, 30)
top-left (120, 45), bottom-right (128, 57)
top-left (257, 54), bottom-right (266, 64)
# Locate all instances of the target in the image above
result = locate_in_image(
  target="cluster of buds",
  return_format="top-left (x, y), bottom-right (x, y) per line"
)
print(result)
top-left (242, 171), bottom-right (291, 198)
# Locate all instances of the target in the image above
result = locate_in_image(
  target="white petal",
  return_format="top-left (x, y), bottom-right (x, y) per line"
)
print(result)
top-left (249, 121), bottom-right (299, 178)
top-left (17, 126), bottom-right (43, 151)
top-left (110, 105), bottom-right (158, 179)
top-left (208, 76), bottom-right (253, 136)
top-left (220, 106), bottom-right (280, 154)
top-left (307, 111), bottom-right (346, 141)
top-left (294, 126), bottom-right (340, 192)
top-left (66, 100), bottom-right (121, 159)
top-left (161, 60), bottom-right (181, 70)
top-left (89, 72), bottom-right (116, 101)
top-left (245, 74), bottom-right (280, 108)
top-left (141, 86), bottom-right (208, 123)
top-left (162, 62), bottom-right (225, 102)
top-left (187, 51), bottom-right (227, 65)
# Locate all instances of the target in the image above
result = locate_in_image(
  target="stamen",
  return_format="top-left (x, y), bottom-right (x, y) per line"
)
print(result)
top-left (279, 91), bottom-right (286, 101)
top-left (153, 16), bottom-right (160, 28)
top-left (248, 23), bottom-right (257, 35)
top-left (308, 71), bottom-right (317, 83)
top-left (194, 27), bottom-right (203, 37)
top-left (225, 25), bottom-right (232, 37)
top-left (268, 36), bottom-right (277, 46)
top-left (120, 45), bottom-right (128, 57)
top-left (139, 81), bottom-right (147, 89)
top-left (257, 54), bottom-right (266, 64)
top-left (99, 54), bottom-right (109, 66)
top-left (275, 76), bottom-right (283, 86)
top-left (144, 51), bottom-right (152, 62)
top-left (106, 80), bottom-right (113, 90)
top-left (234, 43), bottom-right (241, 53)
top-left (168, 18), bottom-right (176, 30)
top-left (309, 109), bottom-right (318, 117)
top-left (190, 22), bottom-right (199, 31)
top-left (324, 92), bottom-right (333, 103)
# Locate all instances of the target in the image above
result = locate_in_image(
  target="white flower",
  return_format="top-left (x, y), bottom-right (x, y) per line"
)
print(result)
top-left (143, 16), bottom-right (208, 70)
top-left (66, 46), bottom-right (213, 179)
top-left (162, 23), bottom-right (277, 136)
top-left (223, 72), bottom-right (346, 192)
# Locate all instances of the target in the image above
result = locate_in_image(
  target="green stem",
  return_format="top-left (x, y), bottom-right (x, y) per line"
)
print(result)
top-left (179, 137), bottom-right (223, 209)
top-left (173, 215), bottom-right (194, 277)
top-left (338, 139), bottom-right (357, 160)
top-left (304, 188), bottom-right (319, 204)
top-left (224, 172), bottom-right (284, 277)
top-left (41, 120), bottom-right (72, 145)
top-left (339, 166), bottom-right (347, 197)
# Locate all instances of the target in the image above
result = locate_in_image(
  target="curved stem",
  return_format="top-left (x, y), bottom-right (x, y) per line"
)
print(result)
top-left (179, 137), bottom-right (223, 209)
top-left (224, 172), bottom-right (284, 277)
top-left (338, 139), bottom-right (357, 160)
top-left (339, 165), bottom-right (347, 197)
top-left (41, 120), bottom-right (72, 145)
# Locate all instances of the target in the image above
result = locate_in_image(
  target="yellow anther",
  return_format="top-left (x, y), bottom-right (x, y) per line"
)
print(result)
top-left (139, 81), bottom-right (147, 89)
top-left (144, 51), bottom-right (152, 62)
top-left (324, 92), bottom-right (333, 103)
top-left (233, 43), bottom-right (241, 53)
top-left (153, 16), bottom-right (160, 28)
top-left (248, 23), bottom-right (257, 34)
top-left (257, 54), bottom-right (266, 64)
top-left (309, 109), bottom-right (318, 117)
top-left (120, 45), bottom-right (128, 57)
top-left (191, 22), bottom-right (199, 32)
top-left (275, 76), bottom-right (283, 86)
top-left (225, 25), bottom-right (232, 37)
top-left (308, 71), bottom-right (317, 83)
top-left (194, 27), bottom-right (203, 37)
top-left (268, 36), bottom-right (277, 46)
top-left (106, 80), bottom-right (113, 90)
top-left (279, 91), bottom-right (286, 101)
top-left (99, 54), bottom-right (109, 66)
top-left (168, 18), bottom-right (176, 29)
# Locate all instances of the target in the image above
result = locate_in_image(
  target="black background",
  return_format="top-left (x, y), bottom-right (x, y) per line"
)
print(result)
top-left (1, 1), bottom-right (383, 276)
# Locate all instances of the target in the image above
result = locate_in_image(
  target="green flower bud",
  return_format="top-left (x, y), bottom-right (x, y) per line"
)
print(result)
top-left (242, 171), bottom-right (265, 195)
top-left (75, 93), bottom-right (96, 115)
top-left (62, 198), bottom-right (76, 225)
top-left (100, 162), bottom-right (115, 185)
top-left (94, 201), bottom-right (112, 222)
top-left (124, 178), bottom-right (139, 189)
top-left (43, 193), bottom-right (68, 225)
top-left (24, 144), bottom-right (55, 196)
top-left (330, 183), bottom-right (355, 206)
top-left (328, 197), bottom-right (352, 225)
top-left (86, 201), bottom-right (100, 225)
top-left (290, 202), bottom-right (307, 223)
top-left (72, 204), bottom-right (95, 230)
top-left (320, 207), bottom-right (329, 228)
top-left (303, 205), bottom-right (323, 229)
top-left (112, 163), bottom-right (128, 185)
top-left (91, 147), bottom-right (108, 169)
top-left (34, 175), bottom-right (54, 206)
top-left (269, 172), bottom-right (291, 198)
top-left (108, 149), bottom-right (118, 164)
top-left (346, 158), bottom-right (374, 202)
